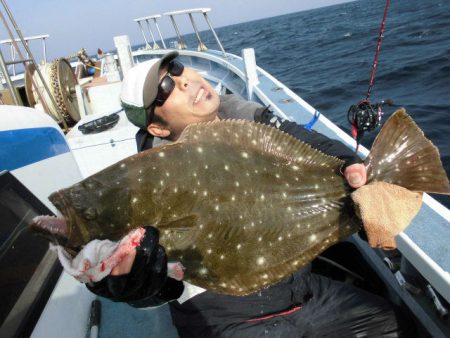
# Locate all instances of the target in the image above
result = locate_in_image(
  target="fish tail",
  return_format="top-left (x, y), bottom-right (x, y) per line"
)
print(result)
top-left (365, 108), bottom-right (450, 194)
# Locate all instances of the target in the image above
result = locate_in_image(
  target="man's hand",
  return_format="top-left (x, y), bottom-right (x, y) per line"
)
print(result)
top-left (344, 163), bottom-right (367, 188)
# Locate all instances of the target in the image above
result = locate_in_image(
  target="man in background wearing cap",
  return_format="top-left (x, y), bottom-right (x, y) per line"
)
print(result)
top-left (83, 52), bottom-right (412, 337)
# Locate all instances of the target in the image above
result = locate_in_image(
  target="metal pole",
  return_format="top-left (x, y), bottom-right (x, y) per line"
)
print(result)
top-left (145, 19), bottom-right (159, 49)
top-left (42, 36), bottom-right (47, 64)
top-left (169, 15), bottom-right (187, 49)
top-left (137, 21), bottom-right (151, 49)
top-left (0, 0), bottom-right (68, 130)
top-left (188, 13), bottom-right (207, 51)
top-left (203, 12), bottom-right (226, 58)
top-left (10, 42), bottom-right (16, 75)
top-left (153, 18), bottom-right (166, 49)
top-left (0, 47), bottom-right (20, 104)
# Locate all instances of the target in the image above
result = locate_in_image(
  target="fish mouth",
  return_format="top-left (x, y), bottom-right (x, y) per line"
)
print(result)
top-left (30, 191), bottom-right (73, 245)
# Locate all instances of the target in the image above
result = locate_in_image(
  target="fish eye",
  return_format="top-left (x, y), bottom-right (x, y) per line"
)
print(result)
top-left (83, 207), bottom-right (98, 220)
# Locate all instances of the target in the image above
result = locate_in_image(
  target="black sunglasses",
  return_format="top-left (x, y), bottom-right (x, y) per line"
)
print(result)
top-left (154, 60), bottom-right (184, 107)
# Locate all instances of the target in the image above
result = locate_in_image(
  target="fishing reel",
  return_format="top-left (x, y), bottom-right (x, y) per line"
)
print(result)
top-left (347, 99), bottom-right (393, 150)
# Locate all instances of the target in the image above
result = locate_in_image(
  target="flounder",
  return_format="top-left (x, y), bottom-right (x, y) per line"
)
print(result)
top-left (32, 109), bottom-right (450, 295)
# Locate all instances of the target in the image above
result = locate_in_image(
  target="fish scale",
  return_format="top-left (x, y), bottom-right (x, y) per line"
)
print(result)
top-left (32, 109), bottom-right (450, 295)
top-left (91, 120), bottom-right (359, 294)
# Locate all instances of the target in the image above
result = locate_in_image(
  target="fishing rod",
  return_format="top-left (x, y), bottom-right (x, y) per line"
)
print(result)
top-left (348, 0), bottom-right (392, 153)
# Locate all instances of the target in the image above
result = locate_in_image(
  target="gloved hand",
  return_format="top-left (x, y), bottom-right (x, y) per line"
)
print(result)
top-left (53, 227), bottom-right (145, 283)
top-left (351, 181), bottom-right (423, 250)
top-left (86, 226), bottom-right (184, 307)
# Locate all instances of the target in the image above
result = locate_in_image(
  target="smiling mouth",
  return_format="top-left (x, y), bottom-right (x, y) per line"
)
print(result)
top-left (194, 87), bottom-right (213, 104)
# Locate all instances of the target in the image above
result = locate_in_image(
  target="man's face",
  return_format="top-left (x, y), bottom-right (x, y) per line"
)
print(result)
top-left (152, 64), bottom-right (220, 139)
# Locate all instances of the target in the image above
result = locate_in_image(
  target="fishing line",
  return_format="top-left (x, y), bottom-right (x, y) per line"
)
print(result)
top-left (348, 0), bottom-right (391, 153)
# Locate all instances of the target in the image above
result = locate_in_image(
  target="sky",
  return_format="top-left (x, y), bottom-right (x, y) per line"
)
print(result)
top-left (0, 0), bottom-right (353, 62)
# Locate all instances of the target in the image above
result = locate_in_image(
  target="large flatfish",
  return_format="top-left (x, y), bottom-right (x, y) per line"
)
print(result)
top-left (32, 109), bottom-right (450, 295)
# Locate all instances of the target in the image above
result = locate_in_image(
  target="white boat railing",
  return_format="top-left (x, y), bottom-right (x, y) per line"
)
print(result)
top-left (0, 34), bottom-right (49, 76)
top-left (134, 8), bottom-right (227, 57)
top-left (133, 15), bottom-right (165, 50)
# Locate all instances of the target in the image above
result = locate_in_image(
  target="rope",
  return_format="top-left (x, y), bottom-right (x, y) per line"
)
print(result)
top-left (304, 110), bottom-right (320, 130)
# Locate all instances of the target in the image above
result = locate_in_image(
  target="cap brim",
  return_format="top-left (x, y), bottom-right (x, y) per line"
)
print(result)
top-left (142, 51), bottom-right (179, 109)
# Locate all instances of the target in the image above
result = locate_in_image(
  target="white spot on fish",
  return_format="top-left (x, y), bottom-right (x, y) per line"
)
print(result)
top-left (278, 236), bottom-right (283, 241)
top-left (199, 267), bottom-right (208, 275)
top-left (208, 233), bottom-right (213, 238)
top-left (204, 165), bottom-right (209, 169)
top-left (237, 244), bottom-right (242, 249)
top-left (207, 249), bottom-right (212, 254)
top-left (235, 181), bottom-right (240, 187)
top-left (292, 165), bottom-right (299, 171)
top-left (215, 205), bottom-right (220, 211)
top-left (224, 165), bottom-right (229, 171)
top-left (158, 152), bottom-right (165, 157)
top-left (241, 152), bottom-right (249, 159)
top-left (199, 224), bottom-right (204, 229)
top-left (262, 273), bottom-right (269, 279)
top-left (257, 257), bottom-right (265, 265)
top-left (197, 147), bottom-right (203, 153)
top-left (220, 255), bottom-right (225, 260)
top-left (260, 194), bottom-right (265, 201)
top-left (231, 195), bottom-right (236, 201)
top-left (203, 190), bottom-right (208, 196)
top-left (310, 234), bottom-right (317, 242)
top-left (258, 237), bottom-right (262, 242)
top-left (275, 174), bottom-right (280, 179)
top-left (120, 163), bottom-right (126, 169)
top-left (173, 187), bottom-right (178, 193)
top-left (160, 180), bottom-right (164, 186)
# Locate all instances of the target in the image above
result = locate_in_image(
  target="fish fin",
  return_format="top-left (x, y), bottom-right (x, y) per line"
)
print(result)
top-left (178, 119), bottom-right (344, 169)
top-left (366, 108), bottom-right (450, 194)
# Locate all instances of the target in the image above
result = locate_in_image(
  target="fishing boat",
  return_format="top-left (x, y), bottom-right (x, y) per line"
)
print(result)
top-left (1, 6), bottom-right (449, 338)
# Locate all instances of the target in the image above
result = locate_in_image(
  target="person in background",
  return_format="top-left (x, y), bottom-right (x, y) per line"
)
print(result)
top-left (82, 51), bottom-right (413, 337)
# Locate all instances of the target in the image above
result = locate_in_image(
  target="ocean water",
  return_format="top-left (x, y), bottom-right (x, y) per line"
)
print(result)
top-left (166, 0), bottom-right (450, 207)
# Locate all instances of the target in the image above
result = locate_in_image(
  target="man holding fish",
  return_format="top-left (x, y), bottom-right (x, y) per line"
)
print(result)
top-left (36, 51), bottom-right (436, 336)
top-left (79, 51), bottom-right (416, 337)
